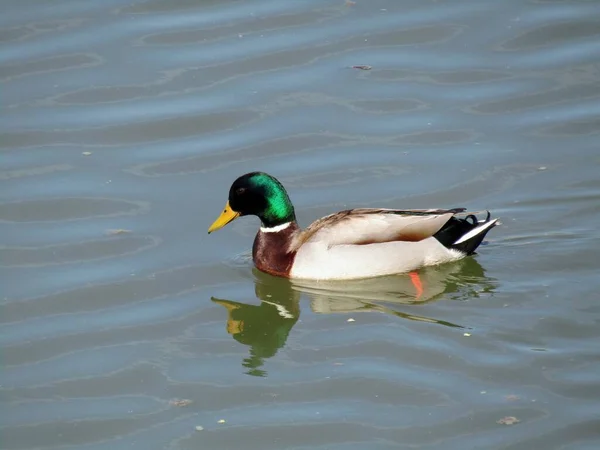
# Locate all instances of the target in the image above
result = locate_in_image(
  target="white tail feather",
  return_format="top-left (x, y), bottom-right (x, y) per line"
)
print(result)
top-left (453, 219), bottom-right (499, 245)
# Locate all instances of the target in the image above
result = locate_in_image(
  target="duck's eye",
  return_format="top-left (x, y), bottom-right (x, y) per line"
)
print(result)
top-left (236, 187), bottom-right (246, 195)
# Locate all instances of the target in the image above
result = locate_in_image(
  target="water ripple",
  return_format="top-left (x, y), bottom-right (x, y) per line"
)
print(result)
top-left (2, 0), bottom-right (600, 449)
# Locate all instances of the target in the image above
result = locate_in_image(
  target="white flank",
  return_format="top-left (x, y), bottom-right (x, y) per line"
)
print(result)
top-left (291, 237), bottom-right (464, 280)
top-left (453, 219), bottom-right (498, 245)
top-left (260, 222), bottom-right (292, 233)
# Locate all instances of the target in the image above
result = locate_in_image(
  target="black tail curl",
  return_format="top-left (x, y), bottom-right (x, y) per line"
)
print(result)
top-left (434, 211), bottom-right (496, 255)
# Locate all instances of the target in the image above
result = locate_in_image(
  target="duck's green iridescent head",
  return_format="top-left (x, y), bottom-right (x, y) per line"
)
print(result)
top-left (208, 172), bottom-right (296, 233)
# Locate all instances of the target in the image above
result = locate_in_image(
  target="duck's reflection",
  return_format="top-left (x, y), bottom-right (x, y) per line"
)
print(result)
top-left (212, 257), bottom-right (495, 376)
top-left (212, 276), bottom-right (300, 377)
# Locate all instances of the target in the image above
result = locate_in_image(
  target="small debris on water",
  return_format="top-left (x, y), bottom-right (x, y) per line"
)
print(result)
top-left (480, 391), bottom-right (487, 394)
top-left (217, 419), bottom-right (226, 424)
top-left (82, 152), bottom-right (92, 156)
top-left (463, 332), bottom-right (471, 337)
top-left (347, 318), bottom-right (355, 322)
top-left (106, 229), bottom-right (131, 235)
top-left (538, 166), bottom-right (547, 171)
top-left (333, 362), bottom-right (344, 366)
top-left (169, 399), bottom-right (193, 407)
top-left (497, 416), bottom-right (520, 425)
top-left (195, 425), bottom-right (204, 431)
top-left (504, 394), bottom-right (520, 401)
top-left (352, 65), bottom-right (372, 70)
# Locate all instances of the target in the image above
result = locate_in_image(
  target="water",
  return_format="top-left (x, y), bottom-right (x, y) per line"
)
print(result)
top-left (2, 0), bottom-right (600, 448)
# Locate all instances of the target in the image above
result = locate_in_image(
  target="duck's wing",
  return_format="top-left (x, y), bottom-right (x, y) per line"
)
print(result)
top-left (292, 208), bottom-right (465, 250)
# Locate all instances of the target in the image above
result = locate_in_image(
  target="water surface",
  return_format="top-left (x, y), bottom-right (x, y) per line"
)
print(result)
top-left (2, 0), bottom-right (600, 449)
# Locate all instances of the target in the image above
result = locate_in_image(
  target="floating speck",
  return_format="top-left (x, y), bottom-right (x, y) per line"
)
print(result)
top-left (480, 391), bottom-right (487, 394)
top-left (504, 394), bottom-right (520, 401)
top-left (352, 65), bottom-right (372, 70)
top-left (463, 332), bottom-right (471, 337)
top-left (538, 166), bottom-right (547, 171)
top-left (497, 416), bottom-right (520, 425)
top-left (169, 399), bottom-right (193, 407)
top-left (217, 419), bottom-right (226, 424)
top-left (82, 152), bottom-right (92, 156)
top-left (347, 318), bottom-right (355, 322)
top-left (106, 229), bottom-right (131, 235)
top-left (195, 425), bottom-right (204, 431)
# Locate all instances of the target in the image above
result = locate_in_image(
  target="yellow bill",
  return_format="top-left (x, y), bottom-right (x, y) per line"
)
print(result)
top-left (226, 318), bottom-right (244, 335)
top-left (208, 201), bottom-right (240, 233)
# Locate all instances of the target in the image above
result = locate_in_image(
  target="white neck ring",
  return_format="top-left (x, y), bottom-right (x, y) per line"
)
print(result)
top-left (260, 222), bottom-right (292, 233)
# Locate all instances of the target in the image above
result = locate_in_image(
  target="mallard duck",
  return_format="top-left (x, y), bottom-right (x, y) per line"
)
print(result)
top-left (208, 172), bottom-right (498, 280)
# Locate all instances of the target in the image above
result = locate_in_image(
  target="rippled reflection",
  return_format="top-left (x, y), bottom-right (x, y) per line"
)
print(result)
top-left (213, 257), bottom-right (496, 376)
top-left (212, 276), bottom-right (301, 377)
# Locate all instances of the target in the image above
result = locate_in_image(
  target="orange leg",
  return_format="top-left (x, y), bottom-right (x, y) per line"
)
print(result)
top-left (409, 271), bottom-right (423, 299)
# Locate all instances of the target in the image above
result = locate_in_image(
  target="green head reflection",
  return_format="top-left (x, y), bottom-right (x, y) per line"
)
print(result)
top-left (211, 276), bottom-right (300, 377)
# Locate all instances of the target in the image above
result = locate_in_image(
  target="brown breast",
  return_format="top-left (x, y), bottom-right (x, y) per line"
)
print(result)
top-left (252, 223), bottom-right (298, 278)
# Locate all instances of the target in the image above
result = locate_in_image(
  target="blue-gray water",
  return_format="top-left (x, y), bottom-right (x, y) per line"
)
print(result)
top-left (2, 0), bottom-right (600, 449)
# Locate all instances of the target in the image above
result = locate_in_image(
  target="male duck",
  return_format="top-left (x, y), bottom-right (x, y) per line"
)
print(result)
top-left (208, 172), bottom-right (498, 280)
